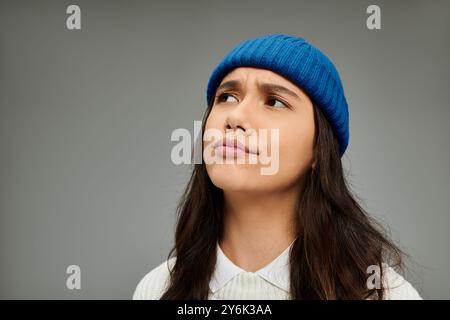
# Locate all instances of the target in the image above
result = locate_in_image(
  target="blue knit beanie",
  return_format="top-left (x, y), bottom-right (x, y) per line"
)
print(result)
top-left (206, 34), bottom-right (349, 157)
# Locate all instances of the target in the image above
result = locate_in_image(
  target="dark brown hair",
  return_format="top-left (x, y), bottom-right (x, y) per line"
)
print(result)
top-left (160, 98), bottom-right (404, 300)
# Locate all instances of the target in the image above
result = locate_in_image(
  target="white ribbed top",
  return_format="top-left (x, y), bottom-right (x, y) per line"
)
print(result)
top-left (132, 256), bottom-right (422, 300)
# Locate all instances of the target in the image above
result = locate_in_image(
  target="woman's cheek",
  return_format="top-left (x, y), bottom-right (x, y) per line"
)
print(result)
top-left (279, 127), bottom-right (313, 174)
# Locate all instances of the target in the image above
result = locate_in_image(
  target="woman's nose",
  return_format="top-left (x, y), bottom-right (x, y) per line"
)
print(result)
top-left (224, 97), bottom-right (254, 134)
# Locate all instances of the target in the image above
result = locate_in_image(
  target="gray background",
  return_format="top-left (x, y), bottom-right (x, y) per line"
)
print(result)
top-left (0, 0), bottom-right (449, 299)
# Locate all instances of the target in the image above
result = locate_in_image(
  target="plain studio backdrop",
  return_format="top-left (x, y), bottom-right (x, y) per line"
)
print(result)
top-left (0, 0), bottom-right (449, 299)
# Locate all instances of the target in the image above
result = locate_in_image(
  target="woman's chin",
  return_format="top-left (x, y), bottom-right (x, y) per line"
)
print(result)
top-left (207, 165), bottom-right (259, 191)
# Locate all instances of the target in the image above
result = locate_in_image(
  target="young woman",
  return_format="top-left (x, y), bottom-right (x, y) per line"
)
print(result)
top-left (133, 34), bottom-right (422, 300)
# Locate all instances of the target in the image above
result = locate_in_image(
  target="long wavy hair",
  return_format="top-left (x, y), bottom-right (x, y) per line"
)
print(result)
top-left (160, 97), bottom-right (404, 300)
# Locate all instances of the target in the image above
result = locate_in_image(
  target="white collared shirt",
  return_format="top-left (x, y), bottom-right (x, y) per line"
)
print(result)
top-left (133, 241), bottom-right (422, 300)
top-left (209, 240), bottom-right (294, 294)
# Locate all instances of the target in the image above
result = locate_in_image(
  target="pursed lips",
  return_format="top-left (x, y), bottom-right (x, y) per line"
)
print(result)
top-left (213, 137), bottom-right (259, 155)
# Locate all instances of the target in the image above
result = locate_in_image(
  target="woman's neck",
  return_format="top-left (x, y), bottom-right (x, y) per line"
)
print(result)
top-left (219, 188), bottom-right (298, 273)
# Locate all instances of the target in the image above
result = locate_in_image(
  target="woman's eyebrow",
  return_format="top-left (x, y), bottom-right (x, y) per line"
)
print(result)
top-left (216, 80), bottom-right (301, 101)
top-left (259, 83), bottom-right (301, 101)
top-left (216, 80), bottom-right (242, 92)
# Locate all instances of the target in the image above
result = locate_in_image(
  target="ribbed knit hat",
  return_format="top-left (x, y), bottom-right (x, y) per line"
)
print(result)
top-left (206, 34), bottom-right (349, 157)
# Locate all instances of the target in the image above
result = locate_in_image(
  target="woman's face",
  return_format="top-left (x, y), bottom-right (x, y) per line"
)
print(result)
top-left (204, 67), bottom-right (316, 193)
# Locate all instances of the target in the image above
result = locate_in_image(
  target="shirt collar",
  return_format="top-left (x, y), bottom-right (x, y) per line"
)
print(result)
top-left (209, 239), bottom-right (295, 293)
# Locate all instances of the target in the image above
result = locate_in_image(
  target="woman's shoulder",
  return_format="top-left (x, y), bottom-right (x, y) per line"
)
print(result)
top-left (381, 264), bottom-right (422, 300)
top-left (132, 257), bottom-right (176, 300)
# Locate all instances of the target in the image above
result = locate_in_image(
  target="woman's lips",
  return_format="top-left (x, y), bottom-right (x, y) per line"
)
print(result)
top-left (215, 145), bottom-right (245, 157)
top-left (213, 137), bottom-right (258, 158)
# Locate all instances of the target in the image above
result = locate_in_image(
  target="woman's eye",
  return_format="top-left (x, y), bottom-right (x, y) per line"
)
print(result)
top-left (267, 97), bottom-right (287, 109)
top-left (217, 93), bottom-right (238, 103)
